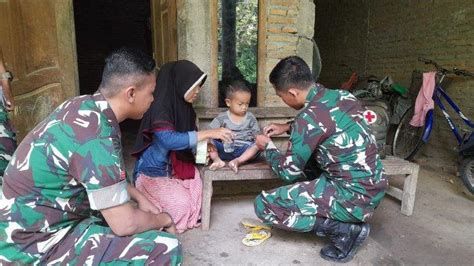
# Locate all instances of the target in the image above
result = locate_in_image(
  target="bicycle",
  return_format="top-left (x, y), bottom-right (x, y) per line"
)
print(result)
top-left (339, 64), bottom-right (382, 95)
top-left (392, 57), bottom-right (474, 193)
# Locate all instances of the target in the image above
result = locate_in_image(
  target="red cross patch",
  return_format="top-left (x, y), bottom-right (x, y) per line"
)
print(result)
top-left (363, 110), bottom-right (377, 125)
top-left (120, 170), bottom-right (126, 181)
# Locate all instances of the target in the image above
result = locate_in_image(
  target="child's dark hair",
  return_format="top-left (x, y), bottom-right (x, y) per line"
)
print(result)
top-left (225, 80), bottom-right (251, 99)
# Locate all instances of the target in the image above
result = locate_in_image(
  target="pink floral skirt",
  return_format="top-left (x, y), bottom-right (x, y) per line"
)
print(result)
top-left (135, 167), bottom-right (202, 233)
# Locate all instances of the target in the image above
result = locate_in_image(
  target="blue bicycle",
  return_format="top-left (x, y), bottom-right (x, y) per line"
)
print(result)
top-left (392, 57), bottom-right (474, 193)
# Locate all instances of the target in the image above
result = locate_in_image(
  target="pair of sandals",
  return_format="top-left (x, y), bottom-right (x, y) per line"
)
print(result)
top-left (241, 218), bottom-right (272, 247)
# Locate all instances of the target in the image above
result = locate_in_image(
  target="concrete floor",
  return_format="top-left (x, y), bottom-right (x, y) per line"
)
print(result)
top-left (119, 130), bottom-right (474, 265)
top-left (178, 166), bottom-right (474, 265)
top-left (1, 129), bottom-right (471, 265)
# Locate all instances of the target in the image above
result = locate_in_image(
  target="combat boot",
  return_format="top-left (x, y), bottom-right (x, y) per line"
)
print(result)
top-left (314, 218), bottom-right (370, 263)
top-left (312, 217), bottom-right (330, 237)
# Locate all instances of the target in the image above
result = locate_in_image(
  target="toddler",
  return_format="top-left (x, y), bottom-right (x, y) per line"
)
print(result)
top-left (208, 80), bottom-right (260, 173)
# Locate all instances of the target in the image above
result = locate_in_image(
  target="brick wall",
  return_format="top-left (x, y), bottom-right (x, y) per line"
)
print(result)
top-left (315, 0), bottom-right (474, 170)
top-left (263, 0), bottom-right (315, 106)
top-left (315, 0), bottom-right (370, 88)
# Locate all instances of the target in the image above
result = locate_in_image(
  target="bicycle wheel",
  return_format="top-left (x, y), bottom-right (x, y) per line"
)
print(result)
top-left (460, 157), bottom-right (474, 194)
top-left (392, 106), bottom-right (426, 160)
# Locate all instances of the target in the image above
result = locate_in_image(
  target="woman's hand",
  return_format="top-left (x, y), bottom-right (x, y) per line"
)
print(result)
top-left (198, 128), bottom-right (234, 143)
top-left (263, 123), bottom-right (290, 137)
top-left (212, 128), bottom-right (234, 142)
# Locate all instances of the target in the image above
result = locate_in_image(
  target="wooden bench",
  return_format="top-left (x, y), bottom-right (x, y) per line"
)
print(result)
top-left (200, 156), bottom-right (419, 230)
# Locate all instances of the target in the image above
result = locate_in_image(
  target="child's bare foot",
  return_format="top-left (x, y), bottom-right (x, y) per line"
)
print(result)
top-left (209, 159), bottom-right (225, 171)
top-left (228, 159), bottom-right (240, 173)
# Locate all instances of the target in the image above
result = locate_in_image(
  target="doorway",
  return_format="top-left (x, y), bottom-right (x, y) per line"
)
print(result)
top-left (73, 0), bottom-right (153, 159)
top-left (73, 0), bottom-right (153, 95)
top-left (218, 0), bottom-right (259, 107)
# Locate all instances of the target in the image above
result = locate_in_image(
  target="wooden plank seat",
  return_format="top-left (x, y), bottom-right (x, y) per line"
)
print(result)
top-left (199, 156), bottom-right (419, 230)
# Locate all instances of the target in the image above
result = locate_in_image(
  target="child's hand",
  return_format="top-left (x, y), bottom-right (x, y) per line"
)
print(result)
top-left (256, 134), bottom-right (271, 150)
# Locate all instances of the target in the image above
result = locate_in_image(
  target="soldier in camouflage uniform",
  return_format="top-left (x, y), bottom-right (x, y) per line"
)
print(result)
top-left (0, 48), bottom-right (182, 265)
top-left (255, 56), bottom-right (388, 263)
top-left (0, 48), bottom-right (17, 181)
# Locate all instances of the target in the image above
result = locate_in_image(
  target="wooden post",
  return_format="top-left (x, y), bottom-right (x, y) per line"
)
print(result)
top-left (221, 0), bottom-right (236, 82)
top-left (401, 163), bottom-right (419, 216)
top-left (201, 172), bottom-right (213, 230)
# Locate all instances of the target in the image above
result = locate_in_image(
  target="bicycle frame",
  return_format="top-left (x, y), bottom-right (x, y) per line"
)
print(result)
top-left (422, 84), bottom-right (474, 145)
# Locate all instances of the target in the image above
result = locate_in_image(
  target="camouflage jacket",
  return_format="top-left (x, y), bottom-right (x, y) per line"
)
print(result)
top-left (0, 93), bottom-right (129, 264)
top-left (265, 85), bottom-right (388, 218)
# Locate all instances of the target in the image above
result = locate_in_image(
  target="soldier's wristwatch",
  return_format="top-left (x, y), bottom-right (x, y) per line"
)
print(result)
top-left (0, 71), bottom-right (13, 81)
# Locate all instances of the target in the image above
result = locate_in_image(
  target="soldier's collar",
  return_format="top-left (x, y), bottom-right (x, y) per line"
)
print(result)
top-left (304, 86), bottom-right (317, 107)
top-left (92, 92), bottom-right (121, 137)
top-left (304, 84), bottom-right (325, 107)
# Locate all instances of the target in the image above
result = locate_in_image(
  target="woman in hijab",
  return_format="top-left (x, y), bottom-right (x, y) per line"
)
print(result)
top-left (132, 60), bottom-right (232, 233)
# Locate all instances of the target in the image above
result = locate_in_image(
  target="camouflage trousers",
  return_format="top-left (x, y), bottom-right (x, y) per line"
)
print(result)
top-left (254, 175), bottom-right (377, 233)
top-left (41, 218), bottom-right (183, 265)
top-left (0, 105), bottom-right (16, 178)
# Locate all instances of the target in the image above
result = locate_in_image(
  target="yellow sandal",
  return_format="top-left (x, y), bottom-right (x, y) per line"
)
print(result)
top-left (241, 229), bottom-right (271, 247)
top-left (240, 218), bottom-right (272, 231)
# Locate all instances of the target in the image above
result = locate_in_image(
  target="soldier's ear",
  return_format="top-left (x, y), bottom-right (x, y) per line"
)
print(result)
top-left (287, 88), bottom-right (299, 98)
top-left (125, 87), bottom-right (136, 103)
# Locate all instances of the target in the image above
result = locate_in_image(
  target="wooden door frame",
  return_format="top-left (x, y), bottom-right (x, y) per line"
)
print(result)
top-left (151, 0), bottom-right (178, 67)
top-left (210, 0), bottom-right (267, 107)
top-left (1, 0), bottom-right (78, 140)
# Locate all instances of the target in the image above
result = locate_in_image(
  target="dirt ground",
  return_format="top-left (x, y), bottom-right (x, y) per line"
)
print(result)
top-left (178, 163), bottom-right (474, 265)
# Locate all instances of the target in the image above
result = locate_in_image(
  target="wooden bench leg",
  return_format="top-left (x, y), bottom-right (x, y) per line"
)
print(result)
top-left (400, 164), bottom-right (420, 216)
top-left (201, 177), bottom-right (213, 230)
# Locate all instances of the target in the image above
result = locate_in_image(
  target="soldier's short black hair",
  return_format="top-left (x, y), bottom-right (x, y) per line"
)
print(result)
top-left (225, 80), bottom-right (251, 99)
top-left (99, 47), bottom-right (156, 96)
top-left (269, 56), bottom-right (314, 91)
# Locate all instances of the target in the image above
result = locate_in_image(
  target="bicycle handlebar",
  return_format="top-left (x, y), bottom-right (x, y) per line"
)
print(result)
top-left (453, 67), bottom-right (474, 77)
top-left (418, 57), bottom-right (432, 64)
top-left (418, 57), bottom-right (448, 73)
top-left (418, 57), bottom-right (473, 77)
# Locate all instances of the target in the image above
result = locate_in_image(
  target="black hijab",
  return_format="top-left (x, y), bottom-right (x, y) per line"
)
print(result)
top-left (132, 60), bottom-right (207, 162)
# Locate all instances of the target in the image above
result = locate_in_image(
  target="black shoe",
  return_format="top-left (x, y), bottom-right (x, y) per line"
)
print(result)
top-left (313, 218), bottom-right (329, 237)
top-left (319, 222), bottom-right (371, 263)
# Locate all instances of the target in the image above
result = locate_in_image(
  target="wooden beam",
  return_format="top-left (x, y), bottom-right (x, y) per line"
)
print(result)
top-left (257, 0), bottom-right (267, 107)
top-left (210, 0), bottom-right (218, 107)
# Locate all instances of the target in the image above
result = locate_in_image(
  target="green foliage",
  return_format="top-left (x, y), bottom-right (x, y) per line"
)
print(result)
top-left (218, 0), bottom-right (258, 83)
